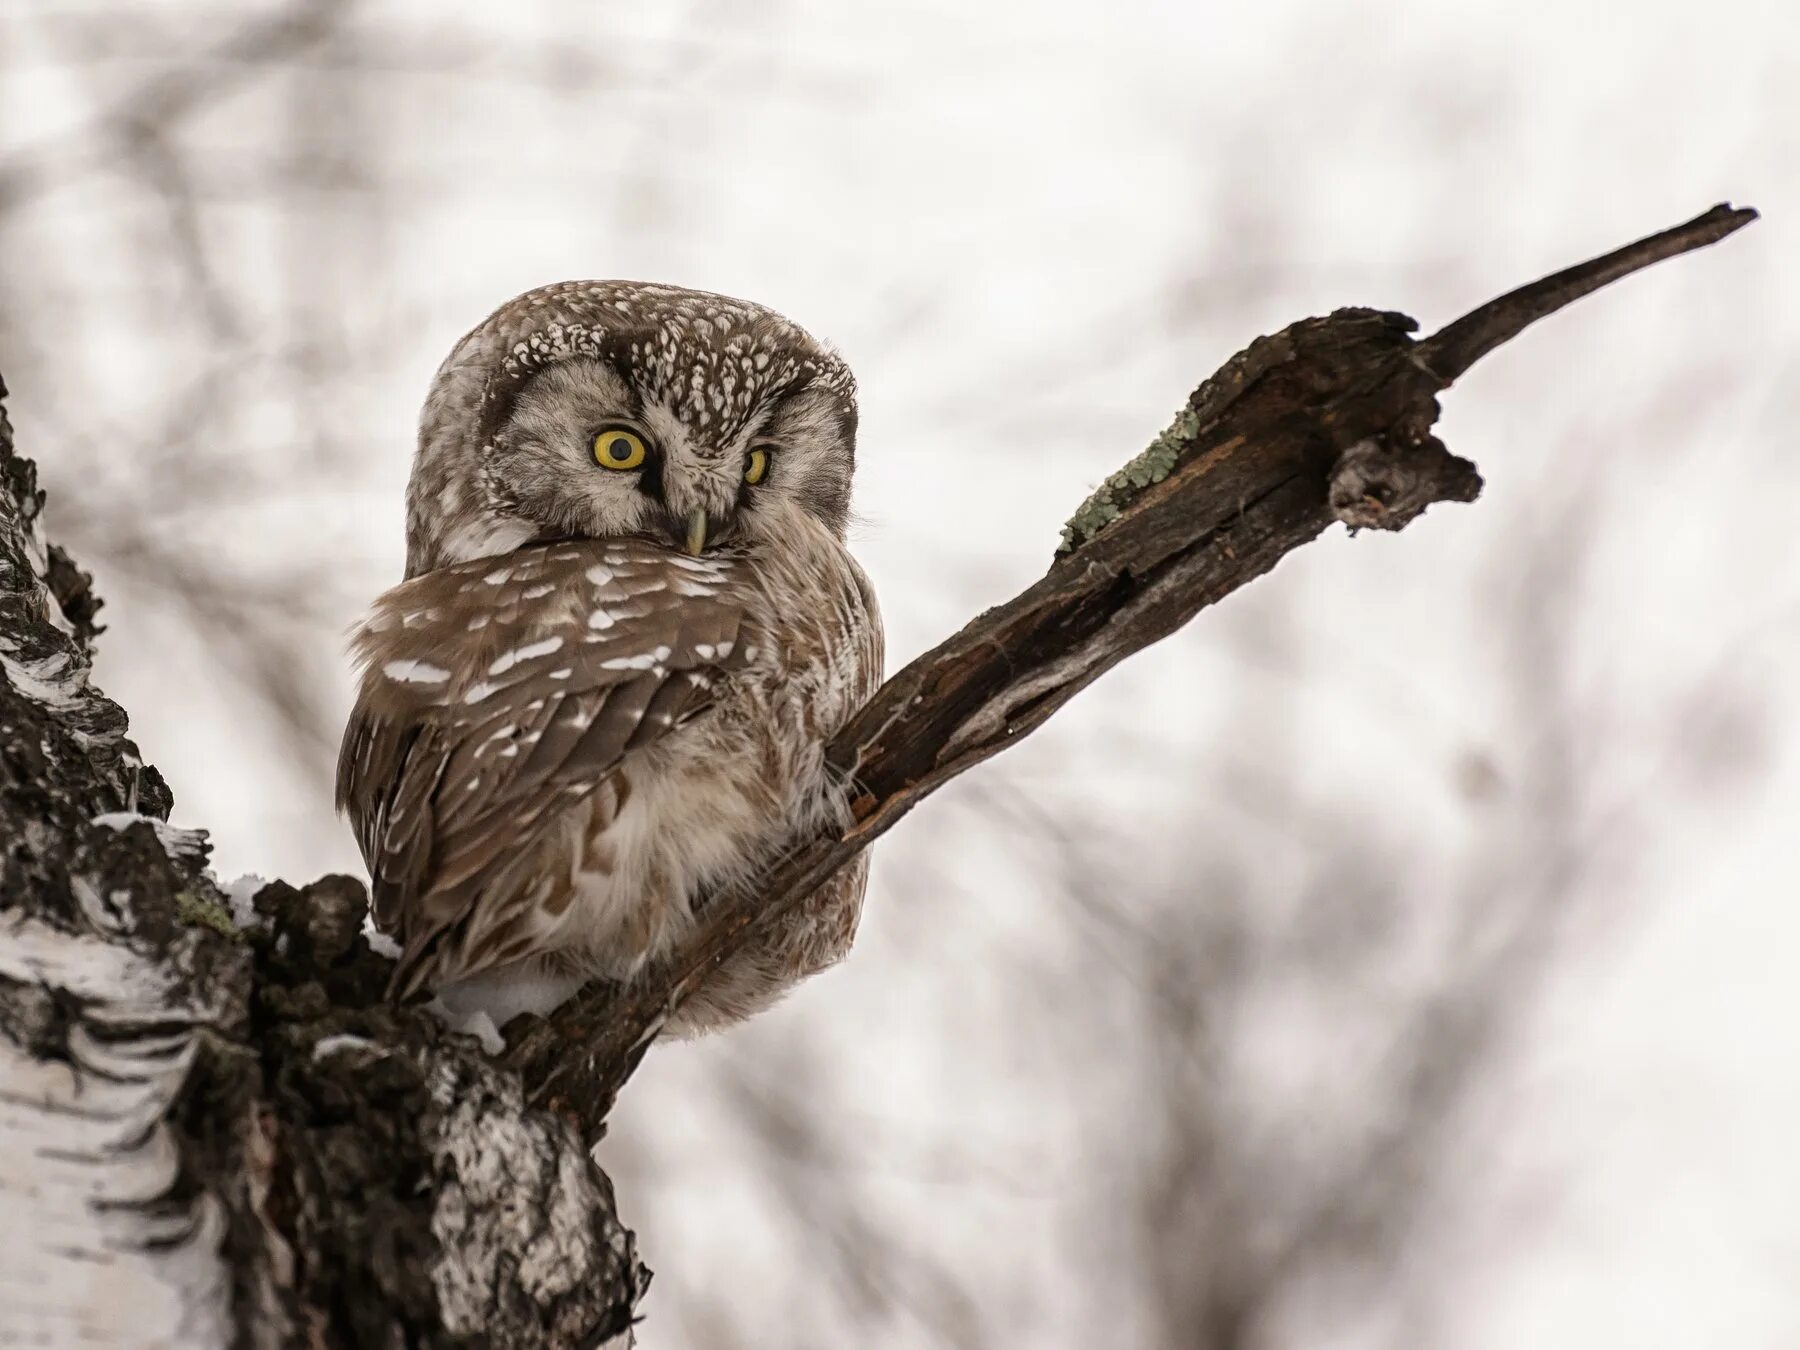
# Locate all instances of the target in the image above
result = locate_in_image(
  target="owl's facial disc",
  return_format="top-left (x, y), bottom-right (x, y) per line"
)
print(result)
top-left (490, 356), bottom-right (853, 559)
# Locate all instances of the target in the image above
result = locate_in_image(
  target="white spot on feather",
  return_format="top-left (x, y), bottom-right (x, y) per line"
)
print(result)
top-left (384, 659), bottom-right (451, 684)
top-left (487, 636), bottom-right (564, 675)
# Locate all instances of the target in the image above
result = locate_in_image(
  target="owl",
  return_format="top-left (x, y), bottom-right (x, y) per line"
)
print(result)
top-left (335, 281), bottom-right (883, 1037)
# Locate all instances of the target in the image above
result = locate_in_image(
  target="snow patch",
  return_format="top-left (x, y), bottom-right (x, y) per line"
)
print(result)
top-left (431, 966), bottom-right (587, 1036)
top-left (220, 874), bottom-right (271, 930)
top-left (312, 1033), bottom-right (384, 1063)
top-left (93, 810), bottom-right (211, 866)
top-left (363, 921), bottom-right (403, 961)
top-left (424, 999), bottom-right (508, 1055)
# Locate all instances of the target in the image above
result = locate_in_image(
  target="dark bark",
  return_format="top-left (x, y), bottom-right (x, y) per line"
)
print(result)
top-left (0, 203), bottom-right (1754, 1346)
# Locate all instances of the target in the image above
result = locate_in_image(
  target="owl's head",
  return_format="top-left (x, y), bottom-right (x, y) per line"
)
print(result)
top-left (405, 281), bottom-right (858, 578)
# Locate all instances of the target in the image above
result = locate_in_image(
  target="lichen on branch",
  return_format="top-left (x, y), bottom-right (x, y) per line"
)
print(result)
top-left (1058, 403), bottom-right (1200, 553)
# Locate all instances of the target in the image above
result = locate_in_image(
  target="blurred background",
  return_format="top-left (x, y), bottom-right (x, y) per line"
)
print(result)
top-left (2, 2), bottom-right (1795, 1346)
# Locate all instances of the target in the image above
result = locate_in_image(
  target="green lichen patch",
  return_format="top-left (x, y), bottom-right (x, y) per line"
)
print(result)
top-left (1057, 404), bottom-right (1201, 555)
top-left (175, 889), bottom-right (241, 940)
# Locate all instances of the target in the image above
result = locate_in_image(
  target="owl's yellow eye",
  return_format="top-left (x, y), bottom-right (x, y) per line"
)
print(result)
top-left (743, 447), bottom-right (771, 485)
top-left (593, 428), bottom-right (647, 471)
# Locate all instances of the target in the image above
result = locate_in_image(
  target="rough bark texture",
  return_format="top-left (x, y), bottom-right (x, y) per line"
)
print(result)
top-left (0, 383), bottom-right (647, 1347)
top-left (0, 204), bottom-right (1754, 1345)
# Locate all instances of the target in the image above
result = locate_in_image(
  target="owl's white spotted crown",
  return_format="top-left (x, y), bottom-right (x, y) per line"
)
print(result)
top-left (497, 284), bottom-right (852, 437)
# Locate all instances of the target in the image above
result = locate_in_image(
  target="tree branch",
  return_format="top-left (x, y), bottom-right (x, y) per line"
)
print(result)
top-left (1414, 203), bottom-right (1757, 383)
top-left (506, 202), bottom-right (1759, 1131)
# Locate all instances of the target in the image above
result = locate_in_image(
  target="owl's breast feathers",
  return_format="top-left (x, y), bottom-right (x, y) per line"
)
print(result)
top-left (336, 529), bottom-right (881, 1002)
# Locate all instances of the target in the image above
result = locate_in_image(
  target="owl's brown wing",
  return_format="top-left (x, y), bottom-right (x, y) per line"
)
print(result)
top-left (336, 539), bottom-right (752, 996)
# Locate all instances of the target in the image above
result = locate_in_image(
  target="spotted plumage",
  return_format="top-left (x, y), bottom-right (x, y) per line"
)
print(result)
top-left (337, 281), bottom-right (882, 1035)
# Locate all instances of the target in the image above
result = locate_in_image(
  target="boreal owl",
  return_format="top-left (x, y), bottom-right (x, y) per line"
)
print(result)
top-left (335, 281), bottom-right (883, 1036)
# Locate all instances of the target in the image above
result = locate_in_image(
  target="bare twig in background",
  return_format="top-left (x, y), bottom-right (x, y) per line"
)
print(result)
top-left (0, 0), bottom-right (353, 210)
top-left (509, 203), bottom-right (1757, 1132)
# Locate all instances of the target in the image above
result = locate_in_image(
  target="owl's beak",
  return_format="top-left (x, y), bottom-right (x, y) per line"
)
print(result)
top-left (683, 509), bottom-right (709, 556)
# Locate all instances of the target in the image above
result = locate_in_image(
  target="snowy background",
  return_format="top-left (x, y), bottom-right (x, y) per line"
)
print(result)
top-left (2, 2), bottom-right (1795, 1346)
